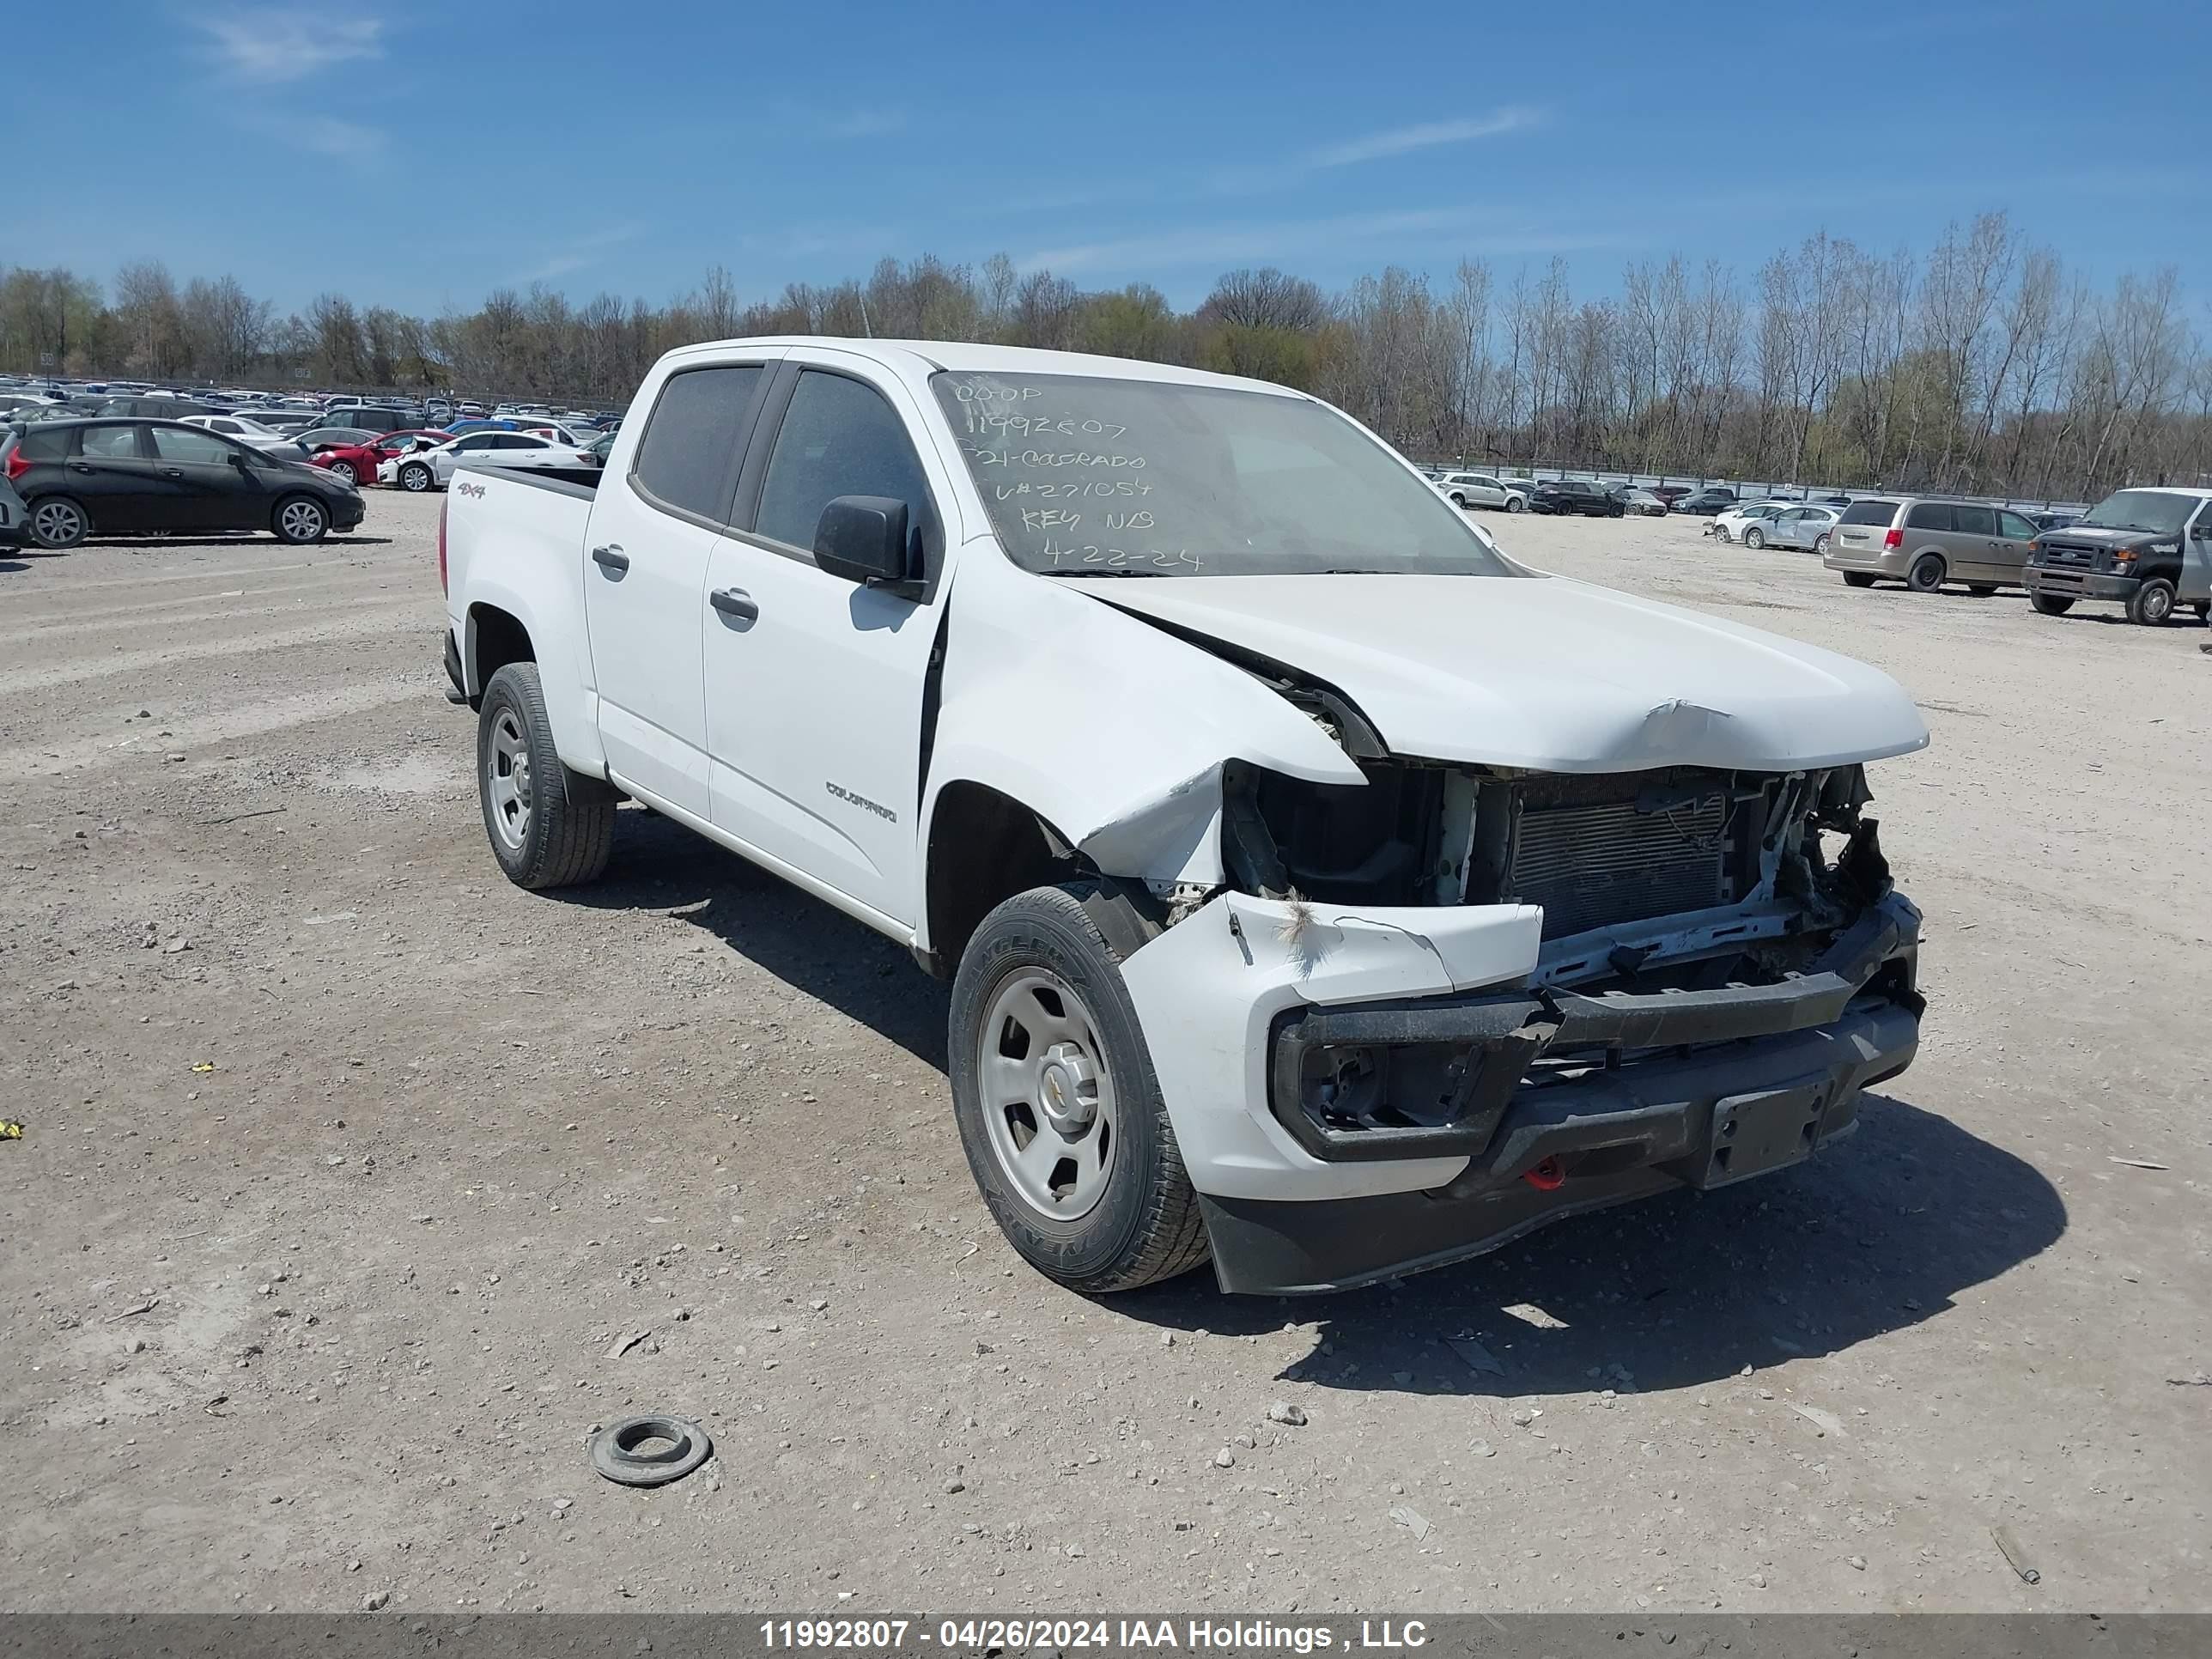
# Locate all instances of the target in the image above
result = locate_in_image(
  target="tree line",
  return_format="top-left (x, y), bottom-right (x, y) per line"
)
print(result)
top-left (3, 210), bottom-right (2206, 501)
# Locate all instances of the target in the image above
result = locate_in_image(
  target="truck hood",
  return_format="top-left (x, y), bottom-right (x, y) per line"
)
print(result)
top-left (1085, 572), bottom-right (1929, 773)
top-left (2035, 525), bottom-right (2168, 553)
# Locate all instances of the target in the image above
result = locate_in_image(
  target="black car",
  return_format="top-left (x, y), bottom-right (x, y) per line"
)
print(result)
top-left (1530, 478), bottom-right (1625, 518)
top-left (96, 395), bottom-right (215, 420)
top-left (1673, 487), bottom-right (1740, 515)
top-left (1, 418), bottom-right (365, 549)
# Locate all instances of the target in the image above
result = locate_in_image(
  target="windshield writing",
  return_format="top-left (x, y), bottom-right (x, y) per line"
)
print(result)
top-left (933, 371), bottom-right (1514, 579)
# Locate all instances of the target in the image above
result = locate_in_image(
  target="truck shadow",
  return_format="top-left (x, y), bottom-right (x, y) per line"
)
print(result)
top-left (550, 810), bottom-right (2064, 1396)
top-left (1122, 1091), bottom-right (2066, 1398)
top-left (556, 803), bottom-right (951, 1066)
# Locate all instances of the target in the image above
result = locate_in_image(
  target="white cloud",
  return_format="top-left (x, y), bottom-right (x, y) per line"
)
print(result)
top-left (821, 110), bottom-right (908, 140)
top-left (187, 9), bottom-right (385, 84)
top-left (511, 224), bottom-right (647, 286)
top-left (1306, 108), bottom-right (1542, 168)
top-left (1024, 207), bottom-right (1614, 276)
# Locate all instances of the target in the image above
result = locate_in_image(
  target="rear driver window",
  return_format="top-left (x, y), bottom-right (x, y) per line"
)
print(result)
top-left (1905, 501), bottom-right (1954, 532)
top-left (631, 365), bottom-right (762, 524)
top-left (1838, 500), bottom-right (1898, 526)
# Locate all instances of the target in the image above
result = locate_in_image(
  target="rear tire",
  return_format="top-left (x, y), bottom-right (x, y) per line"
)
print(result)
top-left (1907, 553), bottom-right (1947, 592)
top-left (1449, 494), bottom-right (1468, 508)
top-left (1743, 526), bottom-right (1765, 550)
top-left (2030, 592), bottom-right (2075, 617)
top-left (2127, 578), bottom-right (2175, 626)
top-left (2193, 600), bottom-right (2210, 620)
top-left (477, 661), bottom-right (617, 890)
top-left (949, 881), bottom-right (1208, 1295)
top-left (1813, 532), bottom-right (1831, 555)
top-left (28, 495), bottom-right (88, 549)
top-left (1843, 572), bottom-right (1877, 588)
top-left (1607, 501), bottom-right (1625, 518)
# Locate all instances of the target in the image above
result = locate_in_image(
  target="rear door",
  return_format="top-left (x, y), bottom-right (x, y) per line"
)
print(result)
top-left (2181, 500), bottom-right (2212, 602)
top-left (1949, 502), bottom-right (1999, 579)
top-left (68, 423), bottom-right (167, 533)
top-left (581, 355), bottom-right (776, 819)
top-left (700, 354), bottom-right (951, 921)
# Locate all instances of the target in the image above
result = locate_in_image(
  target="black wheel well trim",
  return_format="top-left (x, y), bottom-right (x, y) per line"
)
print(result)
top-left (465, 604), bottom-right (535, 702)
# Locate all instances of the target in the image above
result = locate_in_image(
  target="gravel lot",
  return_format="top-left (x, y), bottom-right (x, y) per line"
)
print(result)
top-left (3, 494), bottom-right (2207, 1616)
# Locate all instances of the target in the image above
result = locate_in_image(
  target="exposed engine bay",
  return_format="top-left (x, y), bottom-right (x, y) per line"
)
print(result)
top-left (1215, 751), bottom-right (1893, 996)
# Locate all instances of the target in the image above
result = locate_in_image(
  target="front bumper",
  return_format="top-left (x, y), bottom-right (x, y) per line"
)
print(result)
top-left (1118, 889), bottom-right (1923, 1295)
top-left (2025, 565), bottom-right (2136, 601)
top-left (329, 491), bottom-right (367, 530)
top-left (1205, 994), bottom-right (1917, 1292)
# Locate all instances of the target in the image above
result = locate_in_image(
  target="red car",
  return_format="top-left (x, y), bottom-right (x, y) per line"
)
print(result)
top-left (308, 428), bottom-right (451, 486)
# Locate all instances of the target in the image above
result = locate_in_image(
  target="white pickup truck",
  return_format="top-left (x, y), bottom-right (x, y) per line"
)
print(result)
top-left (439, 338), bottom-right (1930, 1296)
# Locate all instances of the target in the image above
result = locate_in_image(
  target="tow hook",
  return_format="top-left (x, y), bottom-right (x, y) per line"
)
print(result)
top-left (1522, 1156), bottom-right (1565, 1191)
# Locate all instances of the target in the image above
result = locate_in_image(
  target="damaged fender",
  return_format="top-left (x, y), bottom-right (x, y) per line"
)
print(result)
top-left (917, 547), bottom-right (1364, 912)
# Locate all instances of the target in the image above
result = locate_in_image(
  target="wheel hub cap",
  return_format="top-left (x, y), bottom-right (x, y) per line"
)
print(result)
top-left (979, 970), bottom-right (1117, 1219)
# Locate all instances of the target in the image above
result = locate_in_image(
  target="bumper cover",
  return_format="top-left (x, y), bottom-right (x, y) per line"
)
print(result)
top-left (2025, 566), bottom-right (2136, 600)
top-left (1208, 993), bottom-right (1919, 1294)
top-left (1269, 896), bottom-right (1916, 1163)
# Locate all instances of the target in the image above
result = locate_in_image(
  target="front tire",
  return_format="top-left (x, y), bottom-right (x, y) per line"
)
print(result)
top-left (273, 495), bottom-right (328, 544)
top-left (1607, 501), bottom-right (1625, 519)
top-left (2127, 578), bottom-right (2175, 626)
top-left (1968, 584), bottom-right (1999, 596)
top-left (1743, 526), bottom-right (1765, 550)
top-left (477, 662), bottom-right (617, 890)
top-left (1907, 553), bottom-right (1947, 592)
top-left (28, 495), bottom-right (88, 549)
top-left (949, 882), bottom-right (1208, 1294)
top-left (400, 461), bottom-right (434, 493)
top-left (2030, 592), bottom-right (2075, 616)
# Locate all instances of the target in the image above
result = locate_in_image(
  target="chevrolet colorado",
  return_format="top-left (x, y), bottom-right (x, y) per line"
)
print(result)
top-left (439, 338), bottom-right (1930, 1296)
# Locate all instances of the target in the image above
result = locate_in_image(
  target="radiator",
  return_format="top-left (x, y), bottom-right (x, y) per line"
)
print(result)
top-left (1511, 796), bottom-right (1729, 939)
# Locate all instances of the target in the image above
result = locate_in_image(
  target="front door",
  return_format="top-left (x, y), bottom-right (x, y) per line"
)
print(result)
top-left (702, 357), bottom-right (951, 923)
top-left (1993, 509), bottom-right (2039, 580)
top-left (147, 423), bottom-right (257, 530)
top-left (2182, 501), bottom-right (2212, 603)
top-left (580, 357), bottom-right (774, 820)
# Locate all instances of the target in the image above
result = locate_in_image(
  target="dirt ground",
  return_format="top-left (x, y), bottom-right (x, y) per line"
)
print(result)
top-left (3, 495), bottom-right (2207, 1617)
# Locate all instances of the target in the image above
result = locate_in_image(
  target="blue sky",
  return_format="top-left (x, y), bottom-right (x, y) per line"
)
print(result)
top-left (11, 0), bottom-right (2209, 318)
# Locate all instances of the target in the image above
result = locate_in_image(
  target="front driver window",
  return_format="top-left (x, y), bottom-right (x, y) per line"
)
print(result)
top-left (754, 370), bottom-right (930, 554)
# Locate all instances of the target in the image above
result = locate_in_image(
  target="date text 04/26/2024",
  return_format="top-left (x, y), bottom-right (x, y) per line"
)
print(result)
top-left (758, 1620), bottom-right (1431, 1651)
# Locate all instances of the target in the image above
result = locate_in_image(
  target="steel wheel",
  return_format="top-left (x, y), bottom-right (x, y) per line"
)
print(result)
top-left (32, 499), bottom-right (85, 547)
top-left (484, 706), bottom-right (533, 852)
top-left (978, 969), bottom-right (1118, 1221)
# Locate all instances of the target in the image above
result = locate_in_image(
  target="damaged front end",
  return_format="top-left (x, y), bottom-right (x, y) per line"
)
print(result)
top-left (1115, 748), bottom-right (1924, 1295)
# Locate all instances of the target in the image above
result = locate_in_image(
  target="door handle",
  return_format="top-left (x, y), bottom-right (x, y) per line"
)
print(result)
top-left (591, 544), bottom-right (629, 574)
top-left (68, 461), bottom-right (94, 473)
top-left (709, 587), bottom-right (759, 622)
top-left (159, 467), bottom-right (185, 478)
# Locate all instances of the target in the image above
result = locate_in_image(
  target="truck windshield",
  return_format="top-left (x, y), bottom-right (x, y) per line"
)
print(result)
top-left (2076, 489), bottom-right (2197, 537)
top-left (931, 370), bottom-right (1515, 578)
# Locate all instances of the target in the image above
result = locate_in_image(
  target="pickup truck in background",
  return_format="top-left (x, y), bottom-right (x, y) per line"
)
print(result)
top-left (439, 337), bottom-right (1930, 1296)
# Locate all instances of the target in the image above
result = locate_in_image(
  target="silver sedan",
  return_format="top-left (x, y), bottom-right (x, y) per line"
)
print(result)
top-left (1747, 504), bottom-right (1842, 553)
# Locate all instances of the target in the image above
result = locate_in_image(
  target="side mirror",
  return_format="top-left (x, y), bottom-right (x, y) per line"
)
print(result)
top-left (814, 495), bottom-right (914, 586)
